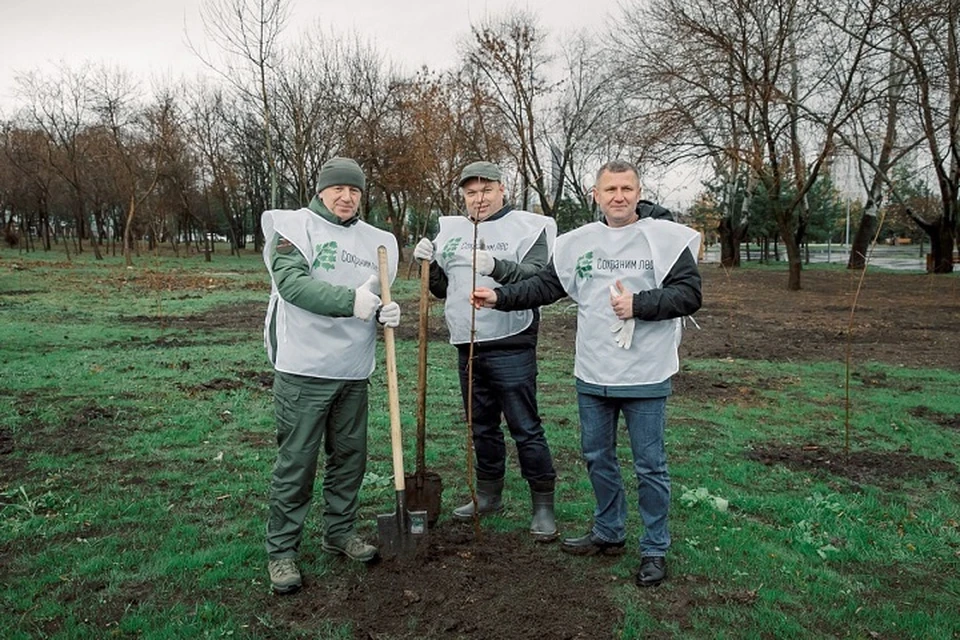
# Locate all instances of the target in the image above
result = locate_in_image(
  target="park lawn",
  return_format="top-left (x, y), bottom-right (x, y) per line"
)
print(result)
top-left (1, 246), bottom-right (958, 639)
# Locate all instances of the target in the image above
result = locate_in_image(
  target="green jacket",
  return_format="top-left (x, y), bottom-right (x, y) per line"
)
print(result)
top-left (266, 198), bottom-right (360, 358)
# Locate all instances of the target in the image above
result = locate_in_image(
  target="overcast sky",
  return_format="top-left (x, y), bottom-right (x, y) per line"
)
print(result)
top-left (0, 0), bottom-right (704, 205)
top-left (0, 0), bottom-right (620, 102)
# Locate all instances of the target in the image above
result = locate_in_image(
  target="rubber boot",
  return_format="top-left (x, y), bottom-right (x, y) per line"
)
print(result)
top-left (529, 489), bottom-right (558, 542)
top-left (452, 478), bottom-right (504, 521)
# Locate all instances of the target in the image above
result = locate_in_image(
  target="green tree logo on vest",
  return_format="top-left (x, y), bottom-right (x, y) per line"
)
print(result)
top-left (313, 241), bottom-right (338, 271)
top-left (441, 237), bottom-right (461, 262)
top-left (575, 251), bottom-right (594, 279)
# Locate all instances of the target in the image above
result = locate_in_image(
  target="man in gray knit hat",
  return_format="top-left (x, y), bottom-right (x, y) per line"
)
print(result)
top-left (261, 157), bottom-right (401, 594)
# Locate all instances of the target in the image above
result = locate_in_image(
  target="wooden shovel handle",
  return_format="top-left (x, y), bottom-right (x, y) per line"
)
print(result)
top-left (415, 258), bottom-right (429, 472)
top-left (378, 246), bottom-right (405, 492)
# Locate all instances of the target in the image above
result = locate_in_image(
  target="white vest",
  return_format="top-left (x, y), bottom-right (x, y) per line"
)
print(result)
top-left (261, 208), bottom-right (398, 379)
top-left (434, 211), bottom-right (557, 345)
top-left (553, 219), bottom-right (701, 386)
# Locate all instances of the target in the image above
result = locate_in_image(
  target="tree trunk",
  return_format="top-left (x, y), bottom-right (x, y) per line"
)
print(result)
top-left (123, 193), bottom-right (137, 267)
top-left (847, 202), bottom-right (878, 270)
top-left (718, 216), bottom-right (746, 267)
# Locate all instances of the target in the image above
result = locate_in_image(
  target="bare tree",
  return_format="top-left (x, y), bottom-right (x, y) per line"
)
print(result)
top-left (893, 0), bottom-right (960, 273)
top-left (191, 0), bottom-right (290, 216)
top-left (462, 10), bottom-right (556, 214)
top-left (16, 63), bottom-right (101, 259)
top-left (835, 13), bottom-right (919, 269)
top-left (1, 122), bottom-right (56, 251)
top-left (615, 0), bottom-right (884, 289)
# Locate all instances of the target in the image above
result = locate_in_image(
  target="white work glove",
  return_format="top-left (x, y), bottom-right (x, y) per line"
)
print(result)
top-left (474, 250), bottom-right (495, 276)
top-left (610, 318), bottom-right (636, 349)
top-left (352, 274), bottom-right (381, 321)
top-left (413, 237), bottom-right (434, 262)
top-left (609, 283), bottom-right (635, 349)
top-left (376, 301), bottom-right (401, 328)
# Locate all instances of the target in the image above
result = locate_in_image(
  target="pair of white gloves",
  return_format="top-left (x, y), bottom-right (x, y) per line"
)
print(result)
top-left (414, 238), bottom-right (494, 276)
top-left (352, 275), bottom-right (400, 328)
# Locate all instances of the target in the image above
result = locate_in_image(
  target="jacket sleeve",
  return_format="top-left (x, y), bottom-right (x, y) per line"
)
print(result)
top-left (270, 233), bottom-right (355, 317)
top-left (427, 260), bottom-right (448, 299)
top-left (489, 229), bottom-right (549, 284)
top-left (493, 259), bottom-right (568, 311)
top-left (631, 248), bottom-right (702, 321)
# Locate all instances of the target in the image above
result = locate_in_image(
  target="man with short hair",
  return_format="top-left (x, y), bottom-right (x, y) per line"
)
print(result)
top-left (413, 161), bottom-right (560, 542)
top-left (471, 160), bottom-right (701, 587)
top-left (261, 157), bottom-right (400, 594)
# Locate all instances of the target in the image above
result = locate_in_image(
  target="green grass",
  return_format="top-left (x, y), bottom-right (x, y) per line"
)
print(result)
top-left (1, 246), bottom-right (959, 639)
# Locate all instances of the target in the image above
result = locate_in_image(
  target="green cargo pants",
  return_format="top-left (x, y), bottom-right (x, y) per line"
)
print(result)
top-left (265, 371), bottom-right (368, 559)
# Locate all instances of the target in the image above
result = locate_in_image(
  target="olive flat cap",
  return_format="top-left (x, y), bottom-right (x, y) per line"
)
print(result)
top-left (459, 161), bottom-right (502, 186)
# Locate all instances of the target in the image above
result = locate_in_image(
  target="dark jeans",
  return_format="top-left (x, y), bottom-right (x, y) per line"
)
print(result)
top-left (457, 347), bottom-right (555, 487)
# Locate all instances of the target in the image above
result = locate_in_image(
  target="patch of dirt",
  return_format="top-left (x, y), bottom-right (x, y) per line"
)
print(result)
top-left (744, 443), bottom-right (958, 489)
top-left (176, 370), bottom-right (274, 396)
top-left (679, 267), bottom-right (960, 370)
top-left (909, 405), bottom-right (960, 431)
top-left (178, 377), bottom-right (245, 393)
top-left (125, 301), bottom-right (265, 332)
top-left (120, 270), bottom-right (236, 292)
top-left (263, 527), bottom-right (623, 639)
top-left (237, 369), bottom-right (274, 389)
top-left (0, 427), bottom-right (13, 455)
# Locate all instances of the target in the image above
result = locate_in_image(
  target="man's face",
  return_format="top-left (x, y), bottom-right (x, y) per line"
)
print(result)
top-left (320, 185), bottom-right (362, 221)
top-left (461, 178), bottom-right (505, 221)
top-left (592, 170), bottom-right (641, 228)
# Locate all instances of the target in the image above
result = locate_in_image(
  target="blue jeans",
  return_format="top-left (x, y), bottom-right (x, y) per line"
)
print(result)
top-left (577, 393), bottom-right (670, 556)
top-left (457, 348), bottom-right (555, 487)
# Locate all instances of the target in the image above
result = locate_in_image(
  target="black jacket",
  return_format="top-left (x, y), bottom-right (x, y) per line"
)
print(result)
top-left (637, 199), bottom-right (675, 222)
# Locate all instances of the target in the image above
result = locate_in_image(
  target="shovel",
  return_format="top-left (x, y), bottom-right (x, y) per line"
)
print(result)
top-left (403, 257), bottom-right (444, 528)
top-left (376, 245), bottom-right (428, 559)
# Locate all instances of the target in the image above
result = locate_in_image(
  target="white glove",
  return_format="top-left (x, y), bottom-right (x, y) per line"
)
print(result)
top-left (352, 274), bottom-right (381, 321)
top-left (413, 238), bottom-right (434, 262)
top-left (610, 318), bottom-right (635, 349)
top-left (474, 250), bottom-right (495, 276)
top-left (376, 301), bottom-right (401, 328)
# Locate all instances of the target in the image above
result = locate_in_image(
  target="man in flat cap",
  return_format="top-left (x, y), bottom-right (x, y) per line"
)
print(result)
top-left (413, 161), bottom-right (559, 542)
top-left (261, 157), bottom-right (400, 594)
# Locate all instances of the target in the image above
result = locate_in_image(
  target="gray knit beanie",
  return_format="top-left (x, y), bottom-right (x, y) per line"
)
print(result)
top-left (316, 157), bottom-right (366, 193)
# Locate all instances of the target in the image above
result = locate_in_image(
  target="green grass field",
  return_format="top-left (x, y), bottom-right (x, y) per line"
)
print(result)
top-left (1, 246), bottom-right (958, 639)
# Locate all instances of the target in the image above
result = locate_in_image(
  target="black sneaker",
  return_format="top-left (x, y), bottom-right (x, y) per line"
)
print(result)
top-left (635, 556), bottom-right (667, 587)
top-left (561, 531), bottom-right (626, 556)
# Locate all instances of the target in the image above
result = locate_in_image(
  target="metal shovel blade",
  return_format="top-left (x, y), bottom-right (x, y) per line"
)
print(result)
top-left (377, 490), bottom-right (428, 560)
top-left (404, 470), bottom-right (443, 529)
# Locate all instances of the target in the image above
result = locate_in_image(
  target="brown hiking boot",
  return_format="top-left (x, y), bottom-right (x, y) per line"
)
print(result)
top-left (322, 535), bottom-right (378, 562)
top-left (268, 558), bottom-right (302, 594)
